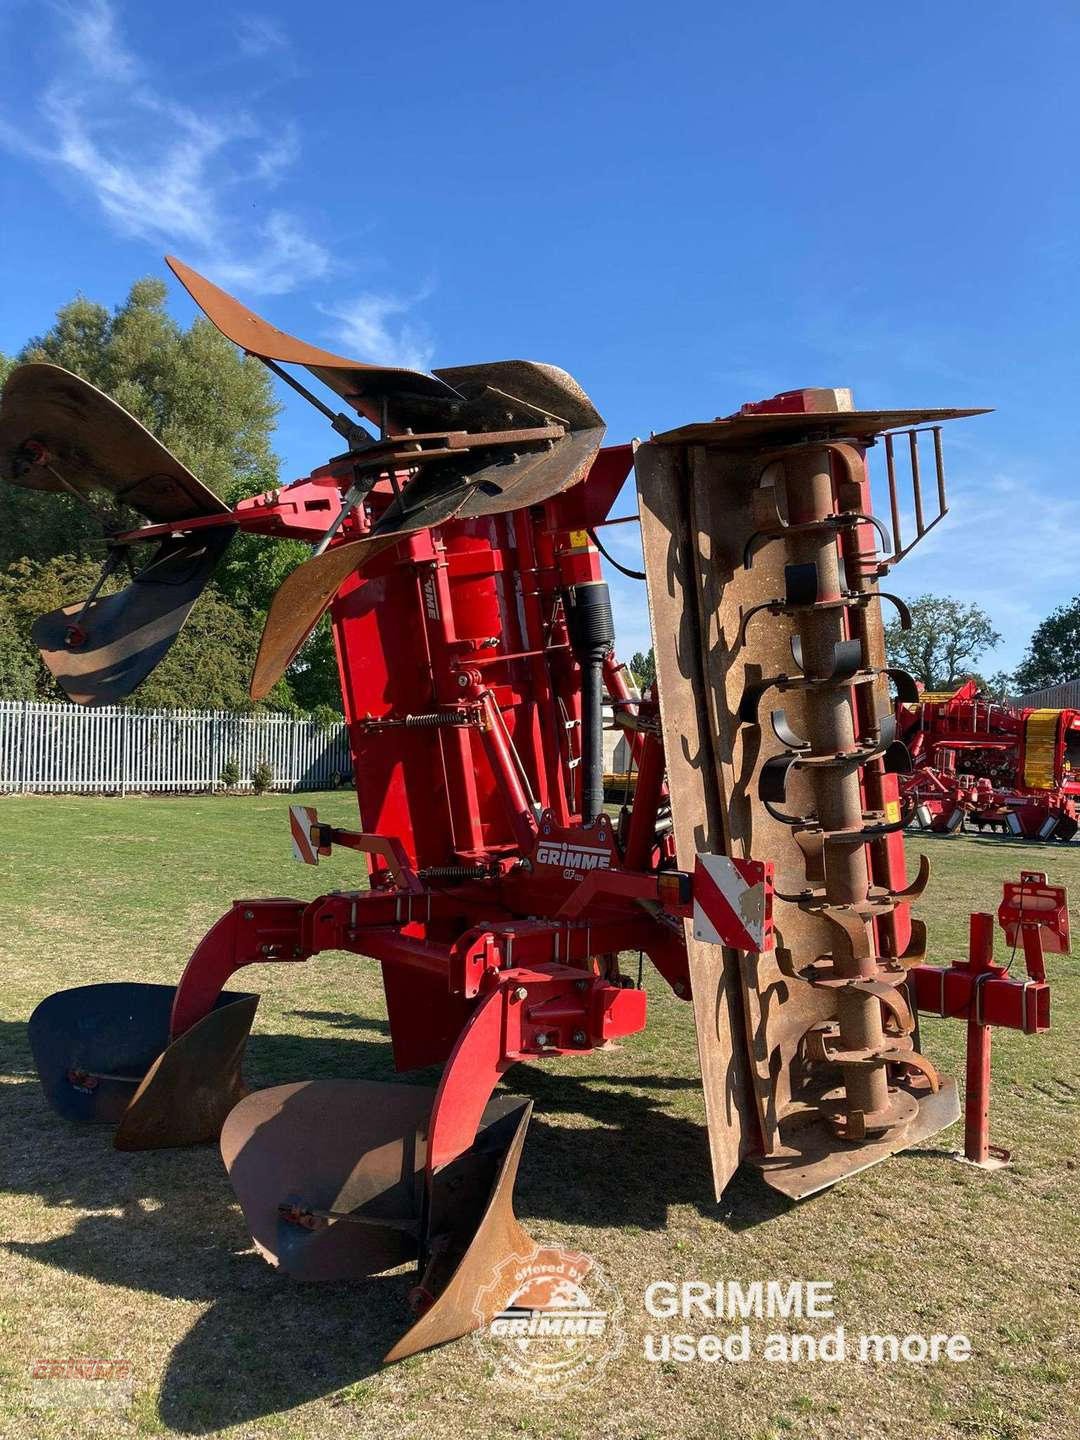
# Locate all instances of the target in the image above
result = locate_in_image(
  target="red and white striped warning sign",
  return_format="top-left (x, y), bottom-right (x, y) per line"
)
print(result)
top-left (692, 854), bottom-right (773, 953)
top-left (290, 804), bottom-right (321, 865)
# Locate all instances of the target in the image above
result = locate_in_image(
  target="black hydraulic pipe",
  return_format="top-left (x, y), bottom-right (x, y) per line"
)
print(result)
top-left (563, 581), bottom-right (616, 824)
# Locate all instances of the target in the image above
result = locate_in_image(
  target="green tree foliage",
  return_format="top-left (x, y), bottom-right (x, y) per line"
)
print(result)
top-left (0, 280), bottom-right (342, 712)
top-left (884, 594), bottom-right (1001, 691)
top-left (630, 648), bottom-right (656, 688)
top-left (1012, 596), bottom-right (1080, 694)
top-left (0, 592), bottom-right (37, 699)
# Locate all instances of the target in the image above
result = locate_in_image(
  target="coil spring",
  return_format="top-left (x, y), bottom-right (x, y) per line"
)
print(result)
top-left (419, 864), bottom-right (491, 882)
top-left (403, 711), bottom-right (469, 728)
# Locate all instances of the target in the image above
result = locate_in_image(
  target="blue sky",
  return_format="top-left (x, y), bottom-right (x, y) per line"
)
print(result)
top-left (1, 0), bottom-right (1078, 672)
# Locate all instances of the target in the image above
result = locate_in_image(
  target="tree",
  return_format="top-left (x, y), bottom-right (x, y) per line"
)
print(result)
top-left (1012, 596), bottom-right (1080, 694)
top-left (629, 648), bottom-right (656, 688)
top-left (884, 594), bottom-right (1001, 691)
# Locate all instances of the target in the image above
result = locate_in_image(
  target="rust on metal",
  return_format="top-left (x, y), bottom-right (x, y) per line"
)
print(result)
top-left (115, 994), bottom-right (258, 1150)
top-left (650, 406), bottom-right (990, 450)
top-left (166, 256), bottom-right (461, 430)
top-left (0, 363), bottom-right (230, 520)
top-left (384, 1098), bottom-right (535, 1362)
top-left (221, 1080), bottom-right (430, 1280)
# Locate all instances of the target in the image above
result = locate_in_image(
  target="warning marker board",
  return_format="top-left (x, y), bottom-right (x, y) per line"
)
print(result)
top-left (693, 854), bottom-right (773, 953)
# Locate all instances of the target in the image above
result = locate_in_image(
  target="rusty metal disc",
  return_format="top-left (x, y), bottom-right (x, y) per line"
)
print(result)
top-left (0, 363), bottom-right (229, 520)
top-left (114, 993), bottom-right (258, 1150)
top-left (220, 1080), bottom-right (431, 1282)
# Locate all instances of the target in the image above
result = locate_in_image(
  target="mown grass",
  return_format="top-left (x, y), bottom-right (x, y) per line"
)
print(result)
top-left (0, 794), bottom-right (1077, 1439)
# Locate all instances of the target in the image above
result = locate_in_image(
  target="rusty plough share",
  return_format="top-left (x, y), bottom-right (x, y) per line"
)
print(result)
top-left (1, 272), bottom-right (1067, 1360)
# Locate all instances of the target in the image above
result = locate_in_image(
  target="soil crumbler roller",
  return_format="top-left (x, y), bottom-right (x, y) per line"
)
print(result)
top-left (1, 263), bottom-right (1063, 1360)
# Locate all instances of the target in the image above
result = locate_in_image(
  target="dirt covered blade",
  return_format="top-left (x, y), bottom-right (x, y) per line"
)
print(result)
top-left (114, 993), bottom-right (258, 1150)
top-left (34, 526), bottom-right (236, 706)
top-left (0, 364), bottom-right (229, 521)
top-left (385, 1094), bottom-right (535, 1362)
top-left (221, 1079), bottom-right (537, 1360)
top-left (28, 982), bottom-right (258, 1146)
top-left (166, 256), bottom-right (463, 432)
top-left (249, 534), bottom-right (398, 700)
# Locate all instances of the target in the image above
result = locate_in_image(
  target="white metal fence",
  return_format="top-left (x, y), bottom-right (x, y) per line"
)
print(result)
top-left (0, 700), bottom-right (352, 795)
top-left (1019, 681), bottom-right (1080, 710)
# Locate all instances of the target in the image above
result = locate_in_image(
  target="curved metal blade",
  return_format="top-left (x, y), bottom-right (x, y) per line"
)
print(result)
top-left (29, 982), bottom-right (177, 1126)
top-left (34, 526), bottom-right (236, 706)
top-left (0, 363), bottom-right (228, 521)
top-left (114, 993), bottom-right (258, 1150)
top-left (166, 257), bottom-right (462, 431)
top-left (249, 412), bottom-right (605, 702)
top-left (220, 1080), bottom-right (430, 1281)
top-left (385, 1097), bottom-right (535, 1362)
top-left (28, 981), bottom-right (258, 1143)
top-left (249, 532), bottom-right (400, 700)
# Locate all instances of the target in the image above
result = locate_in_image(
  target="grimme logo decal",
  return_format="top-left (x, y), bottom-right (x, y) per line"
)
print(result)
top-left (472, 1247), bottom-right (624, 1394)
top-left (535, 841), bottom-right (611, 879)
top-left (422, 574), bottom-right (440, 620)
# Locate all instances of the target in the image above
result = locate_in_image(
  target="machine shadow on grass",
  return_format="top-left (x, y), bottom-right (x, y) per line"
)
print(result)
top-left (1, 1018), bottom-right (789, 1430)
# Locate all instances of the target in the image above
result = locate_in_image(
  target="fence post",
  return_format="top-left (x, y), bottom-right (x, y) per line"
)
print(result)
top-left (119, 707), bottom-right (129, 796)
top-left (19, 700), bottom-right (29, 793)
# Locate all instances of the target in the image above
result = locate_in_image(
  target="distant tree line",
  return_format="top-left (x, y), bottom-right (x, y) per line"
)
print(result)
top-left (885, 593), bottom-right (1080, 698)
top-left (0, 280), bottom-right (341, 721)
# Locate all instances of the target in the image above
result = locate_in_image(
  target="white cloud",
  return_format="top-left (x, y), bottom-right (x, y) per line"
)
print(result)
top-left (235, 14), bottom-right (289, 59)
top-left (320, 292), bottom-right (436, 372)
top-left (0, 1), bottom-right (329, 295)
top-left (67, 0), bottom-right (138, 82)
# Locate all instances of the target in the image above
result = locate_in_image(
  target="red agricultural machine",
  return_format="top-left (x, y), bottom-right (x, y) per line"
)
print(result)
top-left (897, 680), bottom-right (1080, 839)
top-left (0, 260), bottom-right (1066, 1360)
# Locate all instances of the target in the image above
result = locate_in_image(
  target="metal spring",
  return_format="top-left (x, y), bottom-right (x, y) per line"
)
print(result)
top-left (403, 711), bottom-right (471, 728)
top-left (419, 864), bottom-right (492, 882)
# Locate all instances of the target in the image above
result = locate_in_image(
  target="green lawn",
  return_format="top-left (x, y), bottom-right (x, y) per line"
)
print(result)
top-left (0, 794), bottom-right (1077, 1439)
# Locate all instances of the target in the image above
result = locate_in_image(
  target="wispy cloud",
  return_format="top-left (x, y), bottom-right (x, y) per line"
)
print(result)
top-left (0, 0), bottom-right (329, 295)
top-left (320, 291), bottom-right (436, 371)
top-left (234, 14), bottom-right (289, 59)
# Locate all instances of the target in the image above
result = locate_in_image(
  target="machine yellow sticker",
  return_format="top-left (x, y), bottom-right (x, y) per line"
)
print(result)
top-left (566, 529), bottom-right (590, 549)
top-left (884, 800), bottom-right (900, 824)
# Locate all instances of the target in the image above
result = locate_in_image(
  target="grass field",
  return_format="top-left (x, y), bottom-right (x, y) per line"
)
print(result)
top-left (0, 793), bottom-right (1078, 1440)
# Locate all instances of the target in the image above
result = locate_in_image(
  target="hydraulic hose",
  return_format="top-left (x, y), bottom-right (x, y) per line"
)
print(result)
top-left (563, 581), bottom-right (616, 824)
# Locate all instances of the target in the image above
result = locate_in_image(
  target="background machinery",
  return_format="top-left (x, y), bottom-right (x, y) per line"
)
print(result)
top-left (0, 266), bottom-right (1063, 1361)
top-left (897, 680), bottom-right (1080, 839)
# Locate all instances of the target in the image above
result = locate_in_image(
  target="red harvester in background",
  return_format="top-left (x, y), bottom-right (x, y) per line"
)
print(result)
top-left (896, 680), bottom-right (1080, 839)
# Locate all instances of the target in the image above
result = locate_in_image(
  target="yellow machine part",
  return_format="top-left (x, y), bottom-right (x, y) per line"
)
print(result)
top-left (1023, 710), bottom-right (1062, 790)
